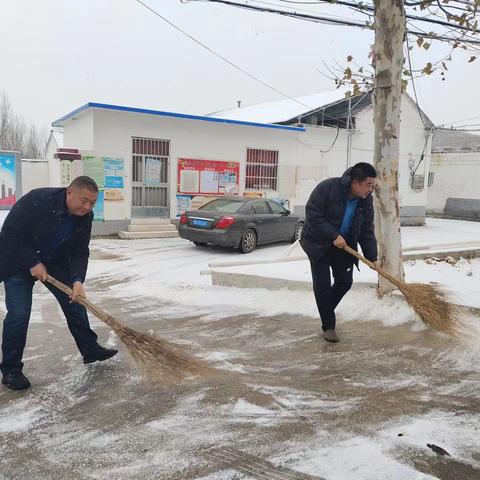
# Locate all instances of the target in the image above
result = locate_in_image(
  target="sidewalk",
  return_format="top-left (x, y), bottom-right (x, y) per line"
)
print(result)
top-left (207, 218), bottom-right (480, 309)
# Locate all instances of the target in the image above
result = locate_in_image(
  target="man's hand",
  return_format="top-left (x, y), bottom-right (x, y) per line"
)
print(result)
top-left (333, 234), bottom-right (347, 249)
top-left (30, 263), bottom-right (48, 282)
top-left (70, 281), bottom-right (86, 303)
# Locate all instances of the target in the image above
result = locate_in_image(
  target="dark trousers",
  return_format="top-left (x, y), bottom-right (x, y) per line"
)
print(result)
top-left (308, 247), bottom-right (354, 331)
top-left (1, 271), bottom-right (98, 375)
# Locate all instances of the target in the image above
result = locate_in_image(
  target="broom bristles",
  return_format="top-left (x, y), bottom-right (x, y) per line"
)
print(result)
top-left (341, 247), bottom-right (465, 336)
top-left (398, 282), bottom-right (465, 336)
top-left (102, 314), bottom-right (214, 382)
top-left (375, 268), bottom-right (465, 335)
top-left (45, 276), bottom-right (214, 382)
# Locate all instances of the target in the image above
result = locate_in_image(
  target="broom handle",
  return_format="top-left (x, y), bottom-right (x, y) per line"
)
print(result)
top-left (342, 245), bottom-right (401, 287)
top-left (46, 274), bottom-right (113, 324)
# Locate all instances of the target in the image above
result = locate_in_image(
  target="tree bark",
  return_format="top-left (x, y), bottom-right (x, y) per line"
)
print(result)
top-left (373, 0), bottom-right (406, 293)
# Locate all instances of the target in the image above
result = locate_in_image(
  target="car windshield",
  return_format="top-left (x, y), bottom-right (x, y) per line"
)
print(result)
top-left (200, 199), bottom-right (245, 213)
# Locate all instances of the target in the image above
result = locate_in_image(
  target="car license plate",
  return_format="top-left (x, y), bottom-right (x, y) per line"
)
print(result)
top-left (192, 219), bottom-right (209, 228)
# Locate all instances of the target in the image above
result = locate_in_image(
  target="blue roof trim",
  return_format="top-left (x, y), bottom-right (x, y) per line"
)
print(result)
top-left (52, 102), bottom-right (305, 132)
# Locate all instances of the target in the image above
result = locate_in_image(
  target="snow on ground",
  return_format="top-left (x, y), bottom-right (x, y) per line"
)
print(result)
top-left (0, 217), bottom-right (479, 479)
top-left (213, 255), bottom-right (480, 309)
top-left (87, 218), bottom-right (480, 327)
top-left (0, 210), bottom-right (8, 228)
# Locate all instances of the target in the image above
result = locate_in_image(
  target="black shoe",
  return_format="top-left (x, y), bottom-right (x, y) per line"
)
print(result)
top-left (323, 329), bottom-right (339, 343)
top-left (2, 372), bottom-right (31, 390)
top-left (83, 346), bottom-right (118, 364)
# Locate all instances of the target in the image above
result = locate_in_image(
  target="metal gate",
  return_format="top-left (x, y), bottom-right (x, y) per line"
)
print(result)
top-left (131, 137), bottom-right (170, 218)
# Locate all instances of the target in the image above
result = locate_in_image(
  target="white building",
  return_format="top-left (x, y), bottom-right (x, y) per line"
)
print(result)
top-left (427, 129), bottom-right (480, 220)
top-left (49, 91), bottom-right (433, 235)
top-left (45, 130), bottom-right (64, 187)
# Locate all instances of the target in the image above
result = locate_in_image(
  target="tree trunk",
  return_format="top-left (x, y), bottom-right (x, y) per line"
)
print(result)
top-left (373, 0), bottom-right (406, 294)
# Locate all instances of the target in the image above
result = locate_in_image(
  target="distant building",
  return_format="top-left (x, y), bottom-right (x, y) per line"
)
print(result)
top-left (427, 129), bottom-right (480, 220)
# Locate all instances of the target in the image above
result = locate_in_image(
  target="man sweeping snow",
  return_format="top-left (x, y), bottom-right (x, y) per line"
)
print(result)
top-left (300, 163), bottom-right (379, 343)
top-left (0, 176), bottom-right (117, 390)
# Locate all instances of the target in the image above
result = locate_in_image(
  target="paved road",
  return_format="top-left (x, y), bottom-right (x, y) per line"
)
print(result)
top-left (0, 242), bottom-right (479, 479)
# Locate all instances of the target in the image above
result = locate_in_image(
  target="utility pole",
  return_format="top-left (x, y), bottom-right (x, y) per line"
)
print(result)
top-left (373, 0), bottom-right (406, 293)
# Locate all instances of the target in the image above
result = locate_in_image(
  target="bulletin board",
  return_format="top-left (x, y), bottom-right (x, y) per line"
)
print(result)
top-left (0, 152), bottom-right (20, 207)
top-left (177, 158), bottom-right (239, 196)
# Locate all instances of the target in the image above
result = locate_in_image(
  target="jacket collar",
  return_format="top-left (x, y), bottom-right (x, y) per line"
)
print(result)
top-left (51, 188), bottom-right (70, 219)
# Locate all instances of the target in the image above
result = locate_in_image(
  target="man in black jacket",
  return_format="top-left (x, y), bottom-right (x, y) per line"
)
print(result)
top-left (300, 163), bottom-right (378, 343)
top-left (0, 176), bottom-right (117, 390)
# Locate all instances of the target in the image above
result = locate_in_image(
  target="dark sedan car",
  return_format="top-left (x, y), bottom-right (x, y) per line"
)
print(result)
top-left (178, 197), bottom-right (303, 253)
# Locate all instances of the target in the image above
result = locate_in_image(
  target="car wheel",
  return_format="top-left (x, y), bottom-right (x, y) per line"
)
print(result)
top-left (239, 229), bottom-right (257, 253)
top-left (292, 222), bottom-right (304, 242)
top-left (193, 241), bottom-right (208, 247)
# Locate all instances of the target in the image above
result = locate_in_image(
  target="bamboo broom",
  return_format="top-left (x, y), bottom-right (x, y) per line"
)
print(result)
top-left (342, 245), bottom-right (464, 336)
top-left (46, 275), bottom-right (213, 381)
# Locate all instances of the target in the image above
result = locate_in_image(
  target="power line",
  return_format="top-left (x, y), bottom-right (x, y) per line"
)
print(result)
top-left (199, 0), bottom-right (480, 45)
top-left (273, 0), bottom-right (480, 33)
top-left (135, 0), bottom-right (316, 110)
top-left (441, 114), bottom-right (480, 126)
top-left (274, 0), bottom-right (475, 15)
top-left (136, 0), bottom-right (362, 126)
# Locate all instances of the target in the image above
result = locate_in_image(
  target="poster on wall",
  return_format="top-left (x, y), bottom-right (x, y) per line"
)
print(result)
top-left (177, 158), bottom-right (239, 195)
top-left (60, 160), bottom-right (72, 187)
top-left (93, 190), bottom-right (104, 221)
top-left (82, 157), bottom-right (105, 188)
top-left (145, 157), bottom-right (162, 186)
top-left (71, 159), bottom-right (84, 179)
top-left (104, 189), bottom-right (124, 201)
top-left (0, 153), bottom-right (16, 206)
top-left (71, 156), bottom-right (125, 202)
top-left (104, 158), bottom-right (124, 188)
top-left (176, 195), bottom-right (192, 216)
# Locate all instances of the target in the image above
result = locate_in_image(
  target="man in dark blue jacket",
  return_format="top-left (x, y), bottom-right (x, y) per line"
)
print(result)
top-left (300, 163), bottom-right (378, 343)
top-left (0, 176), bottom-right (117, 390)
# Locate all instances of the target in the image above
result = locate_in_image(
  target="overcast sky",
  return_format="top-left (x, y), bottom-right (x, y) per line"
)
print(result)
top-left (1, 0), bottom-right (479, 132)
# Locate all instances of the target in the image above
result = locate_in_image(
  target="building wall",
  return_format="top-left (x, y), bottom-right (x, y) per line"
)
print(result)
top-left (46, 137), bottom-right (61, 186)
top-left (427, 152), bottom-right (480, 215)
top-left (91, 108), bottom-right (301, 222)
top-left (349, 98), bottom-right (431, 225)
top-left (63, 109), bottom-right (94, 151)
top-left (58, 97), bottom-right (431, 232)
top-left (291, 95), bottom-right (431, 225)
top-left (21, 159), bottom-right (49, 194)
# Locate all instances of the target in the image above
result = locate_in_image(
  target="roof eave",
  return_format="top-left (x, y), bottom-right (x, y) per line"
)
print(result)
top-left (51, 103), bottom-right (306, 132)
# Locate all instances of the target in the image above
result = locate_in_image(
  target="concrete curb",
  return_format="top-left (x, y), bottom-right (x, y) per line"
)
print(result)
top-left (211, 270), bottom-right (375, 292)
top-left (210, 271), bottom-right (480, 315)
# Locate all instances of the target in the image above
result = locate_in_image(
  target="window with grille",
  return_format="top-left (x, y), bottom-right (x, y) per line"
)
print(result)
top-left (131, 137), bottom-right (170, 217)
top-left (428, 171), bottom-right (435, 187)
top-left (246, 148), bottom-right (278, 190)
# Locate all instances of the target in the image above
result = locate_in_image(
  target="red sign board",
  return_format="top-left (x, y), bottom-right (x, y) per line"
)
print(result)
top-left (177, 158), bottom-right (240, 195)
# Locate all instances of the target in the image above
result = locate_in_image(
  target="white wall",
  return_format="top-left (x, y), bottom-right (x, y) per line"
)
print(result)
top-left (427, 152), bottom-right (480, 212)
top-left (290, 94), bottom-right (432, 221)
top-left (59, 96), bottom-right (431, 225)
top-left (46, 135), bottom-right (61, 187)
top-left (63, 109), bottom-right (94, 151)
top-left (91, 108), bottom-right (301, 221)
top-left (21, 159), bottom-right (49, 194)
top-left (349, 97), bottom-right (432, 212)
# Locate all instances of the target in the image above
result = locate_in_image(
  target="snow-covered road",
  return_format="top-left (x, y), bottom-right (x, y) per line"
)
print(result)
top-left (0, 219), bottom-right (479, 479)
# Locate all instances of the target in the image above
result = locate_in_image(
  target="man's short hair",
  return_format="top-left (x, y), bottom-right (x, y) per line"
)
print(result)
top-left (350, 162), bottom-right (377, 182)
top-left (69, 176), bottom-right (99, 193)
